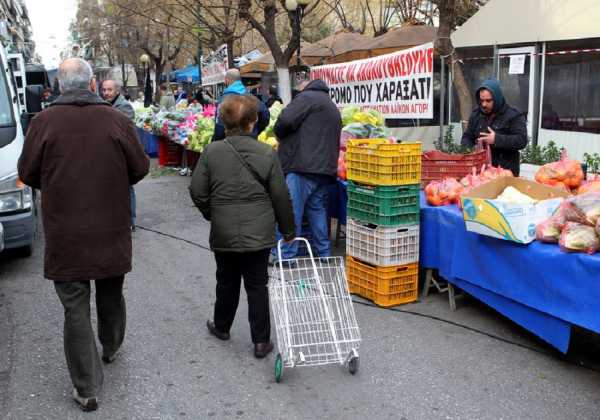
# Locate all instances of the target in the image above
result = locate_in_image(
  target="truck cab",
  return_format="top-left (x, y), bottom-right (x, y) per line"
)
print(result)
top-left (0, 47), bottom-right (36, 256)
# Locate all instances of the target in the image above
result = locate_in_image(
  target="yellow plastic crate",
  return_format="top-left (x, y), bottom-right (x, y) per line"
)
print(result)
top-left (346, 256), bottom-right (418, 307)
top-left (346, 139), bottom-right (422, 186)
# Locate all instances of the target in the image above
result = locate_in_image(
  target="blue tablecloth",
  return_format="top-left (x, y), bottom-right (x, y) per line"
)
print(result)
top-left (419, 193), bottom-right (600, 353)
top-left (136, 127), bottom-right (159, 157)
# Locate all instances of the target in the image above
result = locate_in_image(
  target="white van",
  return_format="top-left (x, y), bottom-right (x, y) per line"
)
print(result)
top-left (0, 46), bottom-right (36, 256)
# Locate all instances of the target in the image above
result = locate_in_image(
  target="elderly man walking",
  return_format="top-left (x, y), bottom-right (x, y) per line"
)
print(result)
top-left (18, 58), bottom-right (149, 411)
top-left (102, 79), bottom-right (138, 230)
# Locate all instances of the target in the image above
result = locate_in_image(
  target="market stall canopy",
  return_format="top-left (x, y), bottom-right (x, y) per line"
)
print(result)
top-left (326, 25), bottom-right (437, 64)
top-left (174, 65), bottom-right (200, 83)
top-left (301, 31), bottom-right (371, 65)
top-left (239, 42), bottom-right (311, 75)
top-left (452, 0), bottom-right (600, 48)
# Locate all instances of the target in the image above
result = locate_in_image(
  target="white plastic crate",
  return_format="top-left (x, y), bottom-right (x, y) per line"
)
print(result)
top-left (346, 219), bottom-right (419, 266)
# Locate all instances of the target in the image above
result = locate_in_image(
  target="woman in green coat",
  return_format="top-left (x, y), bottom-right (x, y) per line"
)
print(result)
top-left (190, 94), bottom-right (295, 358)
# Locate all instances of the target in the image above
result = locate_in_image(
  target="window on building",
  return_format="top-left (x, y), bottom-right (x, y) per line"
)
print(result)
top-left (542, 39), bottom-right (600, 134)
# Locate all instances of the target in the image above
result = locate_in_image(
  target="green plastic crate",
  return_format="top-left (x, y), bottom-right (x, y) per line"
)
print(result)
top-left (347, 182), bottom-right (420, 226)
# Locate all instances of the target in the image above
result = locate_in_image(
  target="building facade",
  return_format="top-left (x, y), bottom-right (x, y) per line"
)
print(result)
top-left (0, 0), bottom-right (35, 62)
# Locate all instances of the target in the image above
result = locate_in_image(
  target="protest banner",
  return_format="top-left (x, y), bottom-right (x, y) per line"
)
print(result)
top-left (202, 44), bottom-right (228, 86)
top-left (310, 42), bottom-right (434, 119)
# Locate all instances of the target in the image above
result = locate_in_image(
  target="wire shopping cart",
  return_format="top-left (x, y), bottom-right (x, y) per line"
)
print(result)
top-left (269, 238), bottom-right (361, 383)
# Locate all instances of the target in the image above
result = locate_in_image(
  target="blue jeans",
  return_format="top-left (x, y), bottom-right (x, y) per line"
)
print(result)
top-left (276, 173), bottom-right (330, 259)
top-left (130, 186), bottom-right (136, 227)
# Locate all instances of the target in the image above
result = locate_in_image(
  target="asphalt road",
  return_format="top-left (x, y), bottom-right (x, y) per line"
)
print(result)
top-left (1, 172), bottom-right (599, 420)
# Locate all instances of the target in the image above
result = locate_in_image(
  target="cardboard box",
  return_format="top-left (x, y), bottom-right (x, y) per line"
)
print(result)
top-left (460, 178), bottom-right (569, 244)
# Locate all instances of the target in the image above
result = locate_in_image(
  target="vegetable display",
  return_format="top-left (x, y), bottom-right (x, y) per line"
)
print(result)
top-left (534, 152), bottom-right (584, 191)
top-left (559, 222), bottom-right (600, 254)
top-left (258, 102), bottom-right (283, 149)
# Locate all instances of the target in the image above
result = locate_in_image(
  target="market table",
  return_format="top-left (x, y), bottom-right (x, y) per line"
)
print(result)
top-left (135, 127), bottom-right (159, 157)
top-left (419, 193), bottom-right (600, 353)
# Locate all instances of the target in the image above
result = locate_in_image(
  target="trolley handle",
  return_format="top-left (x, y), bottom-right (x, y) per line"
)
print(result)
top-left (277, 237), bottom-right (316, 263)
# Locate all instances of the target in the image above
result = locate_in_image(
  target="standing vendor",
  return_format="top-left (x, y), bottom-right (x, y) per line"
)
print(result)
top-left (461, 78), bottom-right (528, 176)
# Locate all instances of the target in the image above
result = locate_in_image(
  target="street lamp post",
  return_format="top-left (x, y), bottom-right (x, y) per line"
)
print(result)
top-left (285, 0), bottom-right (311, 82)
top-left (140, 53), bottom-right (151, 107)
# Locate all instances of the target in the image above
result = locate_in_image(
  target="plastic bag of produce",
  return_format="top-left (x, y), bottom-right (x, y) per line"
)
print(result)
top-left (567, 192), bottom-right (600, 225)
top-left (559, 222), bottom-right (600, 254)
top-left (536, 217), bottom-right (563, 243)
top-left (535, 151), bottom-right (584, 190)
top-left (577, 179), bottom-right (600, 195)
top-left (425, 178), bottom-right (464, 206)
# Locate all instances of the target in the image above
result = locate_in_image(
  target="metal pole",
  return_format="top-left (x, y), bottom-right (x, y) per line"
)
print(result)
top-left (197, 2), bottom-right (203, 87)
top-left (439, 56), bottom-right (446, 143)
top-left (493, 44), bottom-right (499, 78)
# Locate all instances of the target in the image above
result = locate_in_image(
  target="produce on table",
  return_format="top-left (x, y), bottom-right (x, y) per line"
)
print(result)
top-left (187, 117), bottom-right (215, 153)
top-left (258, 102), bottom-right (283, 149)
top-left (536, 216), bottom-right (564, 243)
top-left (338, 150), bottom-right (347, 180)
top-left (495, 186), bottom-right (537, 204)
top-left (425, 178), bottom-right (464, 206)
top-left (559, 222), bottom-right (600, 254)
top-left (577, 178), bottom-right (600, 195)
top-left (341, 106), bottom-right (384, 127)
top-left (535, 152), bottom-right (584, 191)
top-left (567, 192), bottom-right (600, 225)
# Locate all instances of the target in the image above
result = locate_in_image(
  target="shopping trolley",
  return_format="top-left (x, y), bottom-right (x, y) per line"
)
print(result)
top-left (269, 238), bottom-right (361, 382)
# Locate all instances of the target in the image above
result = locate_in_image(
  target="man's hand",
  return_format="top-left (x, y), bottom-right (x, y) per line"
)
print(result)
top-left (478, 127), bottom-right (496, 145)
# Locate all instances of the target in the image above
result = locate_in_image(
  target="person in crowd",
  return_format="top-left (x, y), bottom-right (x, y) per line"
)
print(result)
top-left (174, 85), bottom-right (187, 103)
top-left (122, 87), bottom-right (132, 101)
top-left (273, 79), bottom-right (341, 261)
top-left (265, 85), bottom-right (282, 108)
top-left (190, 94), bottom-right (295, 359)
top-left (159, 84), bottom-right (176, 109)
top-left (461, 78), bottom-right (528, 176)
top-left (212, 69), bottom-right (269, 141)
top-left (102, 79), bottom-right (138, 230)
top-left (18, 58), bottom-right (149, 412)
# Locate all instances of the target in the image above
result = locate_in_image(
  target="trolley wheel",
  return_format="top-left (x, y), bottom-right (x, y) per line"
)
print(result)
top-left (275, 353), bottom-right (283, 383)
top-left (348, 356), bottom-right (359, 375)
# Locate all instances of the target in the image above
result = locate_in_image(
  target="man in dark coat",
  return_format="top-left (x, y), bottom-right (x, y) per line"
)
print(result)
top-left (461, 78), bottom-right (528, 176)
top-left (212, 69), bottom-right (270, 141)
top-left (274, 79), bottom-right (342, 260)
top-left (18, 58), bottom-right (149, 411)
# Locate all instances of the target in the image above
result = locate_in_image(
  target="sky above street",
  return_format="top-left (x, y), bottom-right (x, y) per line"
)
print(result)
top-left (25, 0), bottom-right (77, 69)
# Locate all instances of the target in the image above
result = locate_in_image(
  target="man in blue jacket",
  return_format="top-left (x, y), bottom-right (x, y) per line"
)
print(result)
top-left (212, 69), bottom-right (270, 141)
top-left (461, 78), bottom-right (528, 176)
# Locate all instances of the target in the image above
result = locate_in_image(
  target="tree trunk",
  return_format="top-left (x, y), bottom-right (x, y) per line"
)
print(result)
top-left (436, 0), bottom-right (473, 129)
top-left (277, 67), bottom-right (292, 105)
top-left (226, 38), bottom-right (235, 69)
top-left (154, 60), bottom-right (164, 100)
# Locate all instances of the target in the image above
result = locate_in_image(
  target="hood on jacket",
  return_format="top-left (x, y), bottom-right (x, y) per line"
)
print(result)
top-left (303, 79), bottom-right (330, 94)
top-left (51, 89), bottom-right (110, 107)
top-left (476, 78), bottom-right (505, 114)
top-left (223, 80), bottom-right (246, 96)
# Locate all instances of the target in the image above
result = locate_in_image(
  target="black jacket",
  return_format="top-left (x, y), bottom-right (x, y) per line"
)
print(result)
top-left (461, 78), bottom-right (528, 176)
top-left (274, 79), bottom-right (341, 177)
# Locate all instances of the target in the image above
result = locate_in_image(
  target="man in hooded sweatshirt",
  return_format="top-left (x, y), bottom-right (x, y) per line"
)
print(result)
top-left (273, 79), bottom-right (342, 260)
top-left (212, 69), bottom-right (270, 141)
top-left (461, 78), bottom-right (528, 176)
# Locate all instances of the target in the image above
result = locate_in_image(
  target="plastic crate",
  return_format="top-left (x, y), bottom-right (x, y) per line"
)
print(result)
top-left (346, 219), bottom-right (419, 266)
top-left (421, 149), bottom-right (489, 187)
top-left (158, 137), bottom-right (183, 167)
top-left (346, 257), bottom-right (418, 307)
top-left (347, 182), bottom-right (420, 226)
top-left (346, 139), bottom-right (422, 186)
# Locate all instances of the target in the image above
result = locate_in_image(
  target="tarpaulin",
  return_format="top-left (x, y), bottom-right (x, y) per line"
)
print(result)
top-left (419, 193), bottom-right (600, 353)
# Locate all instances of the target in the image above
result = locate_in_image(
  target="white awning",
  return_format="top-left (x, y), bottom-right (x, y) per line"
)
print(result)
top-left (452, 0), bottom-right (600, 48)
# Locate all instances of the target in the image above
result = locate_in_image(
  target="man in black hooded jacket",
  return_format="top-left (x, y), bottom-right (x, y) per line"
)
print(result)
top-left (461, 78), bottom-right (528, 176)
top-left (274, 79), bottom-right (342, 260)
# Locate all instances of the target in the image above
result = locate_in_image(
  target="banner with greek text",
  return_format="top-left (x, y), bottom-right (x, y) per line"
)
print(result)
top-left (310, 42), bottom-right (434, 119)
top-left (202, 44), bottom-right (228, 86)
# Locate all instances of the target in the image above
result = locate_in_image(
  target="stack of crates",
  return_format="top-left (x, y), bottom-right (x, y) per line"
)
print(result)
top-left (344, 139), bottom-right (422, 307)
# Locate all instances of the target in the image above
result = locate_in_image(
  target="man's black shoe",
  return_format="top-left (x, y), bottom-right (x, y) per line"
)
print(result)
top-left (254, 342), bottom-right (274, 358)
top-left (73, 389), bottom-right (98, 412)
top-left (206, 320), bottom-right (230, 341)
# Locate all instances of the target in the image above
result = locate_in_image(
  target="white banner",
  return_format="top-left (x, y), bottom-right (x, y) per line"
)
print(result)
top-left (202, 44), bottom-right (228, 86)
top-left (310, 42), bottom-right (434, 119)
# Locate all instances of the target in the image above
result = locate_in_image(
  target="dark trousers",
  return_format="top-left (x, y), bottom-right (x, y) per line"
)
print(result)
top-left (214, 249), bottom-right (271, 343)
top-left (54, 276), bottom-right (126, 398)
